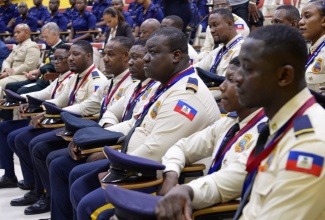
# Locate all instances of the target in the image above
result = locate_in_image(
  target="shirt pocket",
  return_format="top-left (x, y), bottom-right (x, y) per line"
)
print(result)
top-left (254, 171), bottom-right (275, 197)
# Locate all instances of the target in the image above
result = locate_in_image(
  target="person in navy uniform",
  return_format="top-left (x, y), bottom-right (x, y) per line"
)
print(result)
top-left (134, 0), bottom-right (164, 38)
top-left (6, 2), bottom-right (38, 33)
top-left (112, 0), bottom-right (134, 28)
top-left (92, 0), bottom-right (111, 30)
top-left (0, 0), bottom-right (19, 27)
top-left (63, 0), bottom-right (79, 28)
top-left (43, 0), bottom-right (68, 31)
top-left (0, 39), bottom-right (10, 69)
top-left (128, 0), bottom-right (141, 25)
top-left (68, 0), bottom-right (97, 42)
top-left (28, 0), bottom-right (50, 28)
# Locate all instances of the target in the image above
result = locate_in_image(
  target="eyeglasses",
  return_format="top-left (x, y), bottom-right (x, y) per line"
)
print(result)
top-left (51, 56), bottom-right (69, 62)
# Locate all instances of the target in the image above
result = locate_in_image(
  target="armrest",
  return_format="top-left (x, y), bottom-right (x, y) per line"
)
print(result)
top-left (192, 200), bottom-right (240, 220)
top-left (179, 163), bottom-right (206, 184)
top-left (44, 72), bottom-right (60, 81)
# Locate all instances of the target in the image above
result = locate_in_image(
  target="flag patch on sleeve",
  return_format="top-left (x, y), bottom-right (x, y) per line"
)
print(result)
top-left (235, 24), bottom-right (244, 30)
top-left (94, 85), bottom-right (99, 91)
top-left (174, 100), bottom-right (197, 121)
top-left (286, 151), bottom-right (324, 177)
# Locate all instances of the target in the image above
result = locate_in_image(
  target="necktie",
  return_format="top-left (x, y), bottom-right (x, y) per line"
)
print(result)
top-left (209, 123), bottom-right (240, 173)
top-left (210, 46), bottom-right (227, 73)
top-left (98, 80), bottom-right (114, 120)
top-left (233, 122), bottom-right (270, 220)
top-left (123, 82), bottom-right (142, 121)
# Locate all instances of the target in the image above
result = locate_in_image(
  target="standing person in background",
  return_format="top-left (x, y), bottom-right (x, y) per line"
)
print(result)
top-left (271, 5), bottom-right (300, 28)
top-left (161, 0), bottom-right (192, 33)
top-left (68, 0), bottom-right (96, 43)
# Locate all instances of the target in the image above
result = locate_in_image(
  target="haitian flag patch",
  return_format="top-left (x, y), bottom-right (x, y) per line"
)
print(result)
top-left (174, 100), bottom-right (197, 121)
top-left (235, 24), bottom-right (244, 30)
top-left (286, 151), bottom-right (324, 177)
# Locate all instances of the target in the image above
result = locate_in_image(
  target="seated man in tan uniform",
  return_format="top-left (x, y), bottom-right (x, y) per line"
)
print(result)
top-left (0, 24), bottom-right (40, 98)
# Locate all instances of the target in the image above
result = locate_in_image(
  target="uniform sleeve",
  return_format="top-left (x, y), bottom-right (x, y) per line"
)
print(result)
top-left (106, 117), bottom-right (136, 135)
top-left (187, 150), bottom-right (249, 209)
top-left (252, 139), bottom-right (325, 219)
top-left (88, 14), bottom-right (96, 29)
top-left (58, 15), bottom-right (68, 31)
top-left (22, 78), bottom-right (58, 100)
top-left (12, 45), bottom-right (40, 75)
top-left (46, 75), bottom-right (76, 107)
top-left (129, 92), bottom-right (218, 162)
top-left (1, 51), bottom-right (14, 72)
top-left (195, 49), bottom-right (216, 72)
top-left (162, 123), bottom-right (220, 176)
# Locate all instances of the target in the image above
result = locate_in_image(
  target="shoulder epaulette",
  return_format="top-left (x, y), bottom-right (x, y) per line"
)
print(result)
top-left (293, 115), bottom-right (314, 137)
top-left (227, 111), bottom-right (237, 118)
top-left (92, 71), bottom-right (100, 79)
top-left (186, 77), bottom-right (198, 93)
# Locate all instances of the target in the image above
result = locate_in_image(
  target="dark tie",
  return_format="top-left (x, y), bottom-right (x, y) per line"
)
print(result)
top-left (233, 122), bottom-right (270, 220)
top-left (210, 46), bottom-right (227, 73)
top-left (123, 82), bottom-right (142, 121)
top-left (98, 79), bottom-right (114, 120)
top-left (208, 123), bottom-right (240, 173)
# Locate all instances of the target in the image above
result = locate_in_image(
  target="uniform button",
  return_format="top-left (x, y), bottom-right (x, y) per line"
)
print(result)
top-left (272, 124), bottom-right (277, 130)
top-left (309, 76), bottom-right (313, 80)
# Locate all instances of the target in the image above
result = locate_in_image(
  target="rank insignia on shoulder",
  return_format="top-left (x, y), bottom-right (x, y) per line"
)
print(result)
top-left (286, 151), bottom-right (324, 177)
top-left (92, 71), bottom-right (100, 79)
top-left (186, 77), bottom-right (198, 93)
top-left (174, 100), bottom-right (197, 121)
top-left (115, 88), bottom-right (124, 100)
top-left (235, 134), bottom-right (252, 152)
top-left (293, 115), bottom-right (314, 137)
top-left (312, 58), bottom-right (322, 73)
top-left (150, 101), bottom-right (161, 119)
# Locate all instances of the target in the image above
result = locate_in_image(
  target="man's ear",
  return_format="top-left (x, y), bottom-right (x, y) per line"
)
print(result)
top-left (278, 65), bottom-right (294, 87)
top-left (172, 49), bottom-right (182, 63)
top-left (123, 50), bottom-right (129, 62)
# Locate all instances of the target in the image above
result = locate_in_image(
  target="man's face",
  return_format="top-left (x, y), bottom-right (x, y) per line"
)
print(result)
top-left (33, 0), bottom-right (42, 6)
top-left (219, 64), bottom-right (242, 112)
top-left (112, 0), bottom-right (123, 12)
top-left (103, 40), bottom-right (128, 77)
top-left (128, 45), bottom-right (146, 81)
top-left (13, 25), bottom-right (28, 43)
top-left (53, 48), bottom-right (70, 73)
top-left (161, 18), bottom-right (173, 28)
top-left (41, 28), bottom-right (58, 46)
top-left (208, 14), bottom-right (230, 44)
top-left (49, 0), bottom-right (59, 12)
top-left (139, 23), bottom-right (155, 39)
top-left (271, 9), bottom-right (292, 25)
top-left (18, 3), bottom-right (28, 15)
top-left (213, 0), bottom-right (231, 11)
top-left (68, 44), bottom-right (90, 73)
top-left (143, 35), bottom-right (175, 82)
top-left (235, 38), bottom-right (278, 108)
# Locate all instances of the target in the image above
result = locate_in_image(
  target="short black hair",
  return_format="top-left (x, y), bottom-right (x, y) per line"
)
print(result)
top-left (163, 15), bottom-right (184, 30)
top-left (308, 0), bottom-right (325, 16)
top-left (149, 26), bottom-right (188, 54)
top-left (229, 56), bottom-right (240, 67)
top-left (133, 38), bottom-right (147, 47)
top-left (276, 5), bottom-right (300, 21)
top-left (55, 44), bottom-right (71, 52)
top-left (110, 36), bottom-right (133, 51)
top-left (212, 8), bottom-right (234, 24)
top-left (72, 40), bottom-right (93, 54)
top-left (248, 25), bottom-right (307, 79)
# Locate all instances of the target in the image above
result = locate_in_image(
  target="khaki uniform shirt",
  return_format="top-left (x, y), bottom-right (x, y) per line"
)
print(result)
top-left (107, 69), bottom-right (221, 162)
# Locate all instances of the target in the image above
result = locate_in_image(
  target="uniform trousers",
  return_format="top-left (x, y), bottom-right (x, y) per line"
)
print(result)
top-left (0, 119), bottom-right (30, 177)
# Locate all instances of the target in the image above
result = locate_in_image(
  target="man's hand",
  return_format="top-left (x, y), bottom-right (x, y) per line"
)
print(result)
top-left (86, 152), bottom-right (106, 162)
top-left (68, 140), bottom-right (85, 161)
top-left (19, 103), bottom-right (29, 114)
top-left (248, 1), bottom-right (259, 23)
top-left (157, 171), bottom-right (179, 196)
top-left (31, 112), bottom-right (45, 128)
top-left (0, 98), bottom-right (6, 105)
top-left (24, 71), bottom-right (39, 80)
top-left (155, 185), bottom-right (194, 220)
top-left (0, 71), bottom-right (9, 79)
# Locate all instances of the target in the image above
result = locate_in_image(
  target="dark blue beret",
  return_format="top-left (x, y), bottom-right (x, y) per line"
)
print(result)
top-left (59, 112), bottom-right (100, 136)
top-left (25, 95), bottom-right (44, 114)
top-left (3, 89), bottom-right (26, 107)
top-left (73, 127), bottom-right (124, 150)
top-left (101, 146), bottom-right (165, 183)
top-left (196, 67), bottom-right (225, 87)
top-left (42, 102), bottom-right (82, 125)
top-left (105, 185), bottom-right (162, 220)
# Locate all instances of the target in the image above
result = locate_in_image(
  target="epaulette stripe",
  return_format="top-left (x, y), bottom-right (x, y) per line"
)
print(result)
top-left (186, 84), bottom-right (198, 91)
top-left (294, 128), bottom-right (315, 136)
